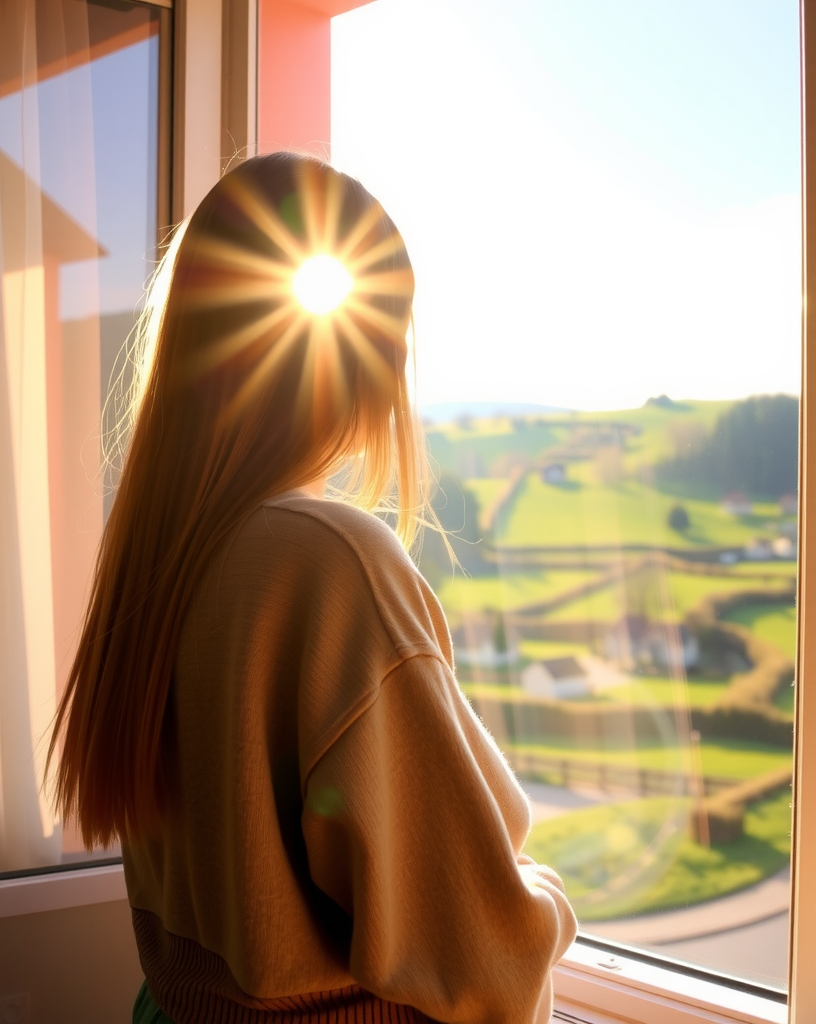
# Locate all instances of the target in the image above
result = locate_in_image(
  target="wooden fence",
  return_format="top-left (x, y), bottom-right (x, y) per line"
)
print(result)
top-left (506, 749), bottom-right (735, 798)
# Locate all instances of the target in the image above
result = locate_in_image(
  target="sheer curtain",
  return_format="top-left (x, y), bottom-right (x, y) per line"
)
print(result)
top-left (0, 0), bottom-right (160, 873)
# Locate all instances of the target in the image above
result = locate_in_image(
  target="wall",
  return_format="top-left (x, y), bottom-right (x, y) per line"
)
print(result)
top-left (0, 899), bottom-right (142, 1024)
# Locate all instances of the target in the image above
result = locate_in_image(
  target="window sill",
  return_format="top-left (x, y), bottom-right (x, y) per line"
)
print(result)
top-left (0, 867), bottom-right (787, 1024)
top-left (0, 863), bottom-right (127, 919)
top-left (553, 939), bottom-right (787, 1024)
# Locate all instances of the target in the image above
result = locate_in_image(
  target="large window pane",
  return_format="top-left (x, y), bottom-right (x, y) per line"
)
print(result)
top-left (333, 0), bottom-right (800, 991)
top-left (0, 0), bottom-right (165, 874)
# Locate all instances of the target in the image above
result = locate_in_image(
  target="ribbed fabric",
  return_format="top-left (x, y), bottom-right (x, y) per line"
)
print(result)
top-left (133, 909), bottom-right (435, 1024)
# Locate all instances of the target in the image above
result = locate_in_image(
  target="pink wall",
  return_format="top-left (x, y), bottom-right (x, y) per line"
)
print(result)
top-left (257, 0), bottom-right (374, 158)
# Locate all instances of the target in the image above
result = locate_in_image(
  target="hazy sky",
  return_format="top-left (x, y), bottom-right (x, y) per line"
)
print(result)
top-left (331, 0), bottom-right (801, 411)
top-left (0, 36), bottom-right (158, 320)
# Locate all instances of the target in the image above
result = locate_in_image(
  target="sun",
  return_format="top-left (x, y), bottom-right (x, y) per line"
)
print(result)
top-left (183, 165), bottom-right (414, 424)
top-left (293, 254), bottom-right (353, 315)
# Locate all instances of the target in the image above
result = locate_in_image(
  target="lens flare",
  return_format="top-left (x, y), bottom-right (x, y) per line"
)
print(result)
top-left (185, 166), bottom-right (414, 427)
top-left (293, 255), bottom-right (353, 315)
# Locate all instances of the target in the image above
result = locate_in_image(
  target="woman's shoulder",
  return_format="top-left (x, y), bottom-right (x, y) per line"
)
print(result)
top-left (261, 491), bottom-right (407, 558)
top-left (252, 493), bottom-right (451, 662)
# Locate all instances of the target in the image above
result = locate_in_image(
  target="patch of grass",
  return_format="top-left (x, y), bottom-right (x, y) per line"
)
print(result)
top-left (426, 418), bottom-right (568, 476)
top-left (597, 676), bottom-right (731, 709)
top-left (462, 674), bottom-right (730, 711)
top-left (435, 568), bottom-right (598, 614)
top-left (775, 681), bottom-right (797, 716)
top-left (465, 478), bottom-right (510, 530)
top-left (498, 474), bottom-right (789, 551)
top-left (548, 570), bottom-right (792, 623)
top-left (728, 560), bottom-right (797, 577)
top-left (722, 603), bottom-right (797, 659)
top-left (720, 602), bottom-right (798, 715)
top-left (518, 639), bottom-right (592, 661)
top-left (523, 790), bottom-right (791, 921)
top-left (461, 682), bottom-right (528, 701)
top-left (509, 739), bottom-right (792, 781)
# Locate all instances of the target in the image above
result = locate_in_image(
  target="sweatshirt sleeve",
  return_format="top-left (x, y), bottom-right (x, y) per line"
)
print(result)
top-left (301, 653), bottom-right (578, 1024)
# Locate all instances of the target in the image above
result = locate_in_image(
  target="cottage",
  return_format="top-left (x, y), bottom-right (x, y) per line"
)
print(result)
top-left (772, 535), bottom-right (797, 559)
top-left (744, 538), bottom-right (774, 561)
top-left (521, 656), bottom-right (590, 699)
top-left (541, 463), bottom-right (566, 485)
top-left (603, 615), bottom-right (699, 672)
top-left (451, 618), bottom-right (518, 668)
top-left (721, 492), bottom-right (753, 516)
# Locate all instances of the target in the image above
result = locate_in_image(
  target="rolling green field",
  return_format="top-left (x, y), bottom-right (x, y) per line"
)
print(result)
top-left (523, 790), bottom-right (791, 921)
top-left (721, 602), bottom-right (798, 714)
top-left (547, 570), bottom-right (793, 623)
top-left (429, 398), bottom-right (797, 919)
top-left (597, 676), bottom-right (732, 709)
top-left (436, 568), bottom-right (598, 614)
top-left (574, 400), bottom-right (733, 469)
top-left (465, 478), bottom-right (510, 529)
top-left (729, 560), bottom-right (797, 578)
top-left (462, 676), bottom-right (731, 710)
top-left (509, 738), bottom-right (792, 781)
top-left (426, 400), bottom-right (735, 481)
top-left (722, 603), bottom-right (797, 659)
top-left (518, 639), bottom-right (596, 661)
top-left (495, 474), bottom-right (787, 551)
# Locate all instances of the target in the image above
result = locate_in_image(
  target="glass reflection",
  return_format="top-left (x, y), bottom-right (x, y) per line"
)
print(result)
top-left (333, 0), bottom-right (799, 990)
top-left (0, 0), bottom-right (162, 874)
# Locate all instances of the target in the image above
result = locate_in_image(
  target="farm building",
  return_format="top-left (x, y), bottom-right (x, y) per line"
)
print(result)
top-left (541, 463), bottom-right (566, 484)
top-left (451, 618), bottom-right (519, 668)
top-left (772, 535), bottom-right (797, 559)
top-left (521, 656), bottom-right (590, 699)
top-left (721, 492), bottom-right (753, 515)
top-left (744, 538), bottom-right (775, 560)
top-left (603, 615), bottom-right (699, 672)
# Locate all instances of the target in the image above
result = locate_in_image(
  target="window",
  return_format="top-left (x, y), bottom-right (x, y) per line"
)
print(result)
top-left (0, 0), bottom-right (170, 876)
top-left (332, 0), bottom-right (814, 1018)
top-left (2, 0), bottom-right (815, 1020)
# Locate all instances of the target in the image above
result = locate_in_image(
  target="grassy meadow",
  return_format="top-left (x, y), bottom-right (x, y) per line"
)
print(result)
top-left (425, 396), bottom-right (797, 919)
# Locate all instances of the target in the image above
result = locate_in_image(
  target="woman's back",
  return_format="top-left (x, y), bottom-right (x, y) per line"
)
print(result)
top-left (49, 154), bottom-right (577, 1024)
top-left (124, 494), bottom-right (574, 1022)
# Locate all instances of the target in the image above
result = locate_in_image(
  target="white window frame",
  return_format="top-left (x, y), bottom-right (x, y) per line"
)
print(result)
top-left (2, 3), bottom-right (814, 1023)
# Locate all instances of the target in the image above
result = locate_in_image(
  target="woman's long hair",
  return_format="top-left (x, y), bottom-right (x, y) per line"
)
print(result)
top-left (47, 153), bottom-right (429, 847)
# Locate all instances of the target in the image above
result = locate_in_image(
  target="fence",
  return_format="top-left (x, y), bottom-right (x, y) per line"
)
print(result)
top-left (506, 749), bottom-right (735, 798)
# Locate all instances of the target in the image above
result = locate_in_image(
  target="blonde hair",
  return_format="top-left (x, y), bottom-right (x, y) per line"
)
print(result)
top-left (48, 153), bottom-right (432, 846)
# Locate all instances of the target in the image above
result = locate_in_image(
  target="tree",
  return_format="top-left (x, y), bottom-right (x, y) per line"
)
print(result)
top-left (493, 612), bottom-right (508, 655)
top-left (656, 394), bottom-right (799, 498)
top-left (668, 504), bottom-right (690, 532)
top-left (416, 473), bottom-right (492, 582)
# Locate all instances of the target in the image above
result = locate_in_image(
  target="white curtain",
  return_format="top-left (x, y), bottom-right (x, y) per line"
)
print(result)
top-left (0, 0), bottom-right (105, 872)
top-left (0, 148), bottom-right (63, 873)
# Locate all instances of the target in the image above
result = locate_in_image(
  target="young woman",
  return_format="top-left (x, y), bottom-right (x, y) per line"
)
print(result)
top-left (48, 153), bottom-right (577, 1024)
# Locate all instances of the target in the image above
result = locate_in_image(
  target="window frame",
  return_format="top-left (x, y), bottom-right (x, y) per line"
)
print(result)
top-left (1, 2), bottom-right (814, 1022)
top-left (551, 1), bottom-right (815, 1020)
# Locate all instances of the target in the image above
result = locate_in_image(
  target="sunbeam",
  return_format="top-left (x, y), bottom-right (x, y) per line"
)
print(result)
top-left (182, 168), bottom-right (412, 431)
top-left (293, 255), bottom-right (353, 315)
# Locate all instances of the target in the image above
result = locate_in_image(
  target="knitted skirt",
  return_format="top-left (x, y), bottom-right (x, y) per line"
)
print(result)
top-left (133, 980), bottom-right (433, 1024)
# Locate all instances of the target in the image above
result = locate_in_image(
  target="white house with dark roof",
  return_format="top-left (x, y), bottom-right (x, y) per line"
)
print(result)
top-left (521, 656), bottom-right (590, 699)
top-left (603, 615), bottom-right (699, 672)
top-left (721, 492), bottom-right (753, 516)
top-left (451, 619), bottom-right (519, 668)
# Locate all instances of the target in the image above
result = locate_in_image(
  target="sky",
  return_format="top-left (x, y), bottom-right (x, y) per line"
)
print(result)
top-left (0, 35), bottom-right (158, 320)
top-left (331, 0), bottom-right (802, 411)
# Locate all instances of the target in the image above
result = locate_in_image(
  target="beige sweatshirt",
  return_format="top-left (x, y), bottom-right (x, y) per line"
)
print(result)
top-left (123, 493), bottom-right (577, 1023)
